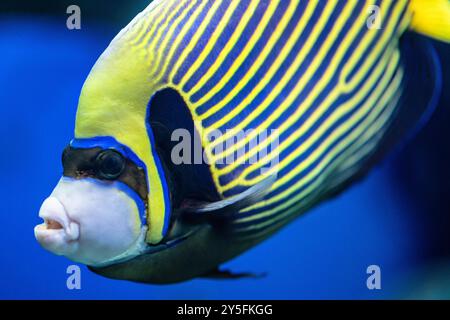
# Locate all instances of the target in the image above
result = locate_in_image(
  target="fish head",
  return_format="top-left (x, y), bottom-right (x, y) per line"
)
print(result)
top-left (34, 140), bottom-right (246, 283)
top-left (35, 145), bottom-right (147, 266)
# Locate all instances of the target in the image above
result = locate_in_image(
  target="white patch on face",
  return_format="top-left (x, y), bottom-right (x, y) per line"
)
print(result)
top-left (35, 177), bottom-right (143, 266)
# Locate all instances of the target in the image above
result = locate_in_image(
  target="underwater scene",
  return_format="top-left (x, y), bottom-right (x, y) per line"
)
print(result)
top-left (1, 0), bottom-right (450, 299)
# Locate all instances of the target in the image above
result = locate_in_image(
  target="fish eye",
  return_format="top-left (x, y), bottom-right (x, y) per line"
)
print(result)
top-left (95, 149), bottom-right (126, 180)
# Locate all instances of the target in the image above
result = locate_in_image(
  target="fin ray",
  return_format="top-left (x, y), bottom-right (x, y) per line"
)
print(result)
top-left (182, 174), bottom-right (277, 222)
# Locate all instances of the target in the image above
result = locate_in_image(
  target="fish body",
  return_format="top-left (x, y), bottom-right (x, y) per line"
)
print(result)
top-left (35, 0), bottom-right (450, 283)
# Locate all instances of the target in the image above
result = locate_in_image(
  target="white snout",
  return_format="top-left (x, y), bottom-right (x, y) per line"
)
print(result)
top-left (35, 177), bottom-right (144, 266)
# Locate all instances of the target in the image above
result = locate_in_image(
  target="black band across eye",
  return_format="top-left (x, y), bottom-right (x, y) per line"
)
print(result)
top-left (95, 149), bottom-right (126, 180)
top-left (61, 146), bottom-right (148, 201)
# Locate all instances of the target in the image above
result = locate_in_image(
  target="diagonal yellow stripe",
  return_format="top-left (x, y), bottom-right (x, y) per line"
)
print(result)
top-left (237, 65), bottom-right (403, 222)
top-left (149, 0), bottom-right (200, 79)
top-left (213, 0), bottom-right (405, 184)
top-left (193, 0), bottom-right (300, 120)
top-left (236, 89), bottom-right (402, 235)
top-left (205, 0), bottom-right (360, 160)
top-left (184, 0), bottom-right (261, 97)
top-left (177, 0), bottom-right (243, 88)
top-left (187, 0), bottom-right (282, 109)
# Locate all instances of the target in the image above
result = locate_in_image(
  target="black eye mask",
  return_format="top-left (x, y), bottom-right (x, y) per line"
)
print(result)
top-left (62, 146), bottom-right (148, 203)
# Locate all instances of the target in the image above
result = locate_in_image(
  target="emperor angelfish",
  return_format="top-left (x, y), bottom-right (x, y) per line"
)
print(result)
top-left (35, 0), bottom-right (450, 284)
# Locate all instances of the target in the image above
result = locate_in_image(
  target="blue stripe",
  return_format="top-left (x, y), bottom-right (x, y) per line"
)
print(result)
top-left (155, 0), bottom-right (205, 81)
top-left (143, 0), bottom-right (185, 49)
top-left (131, 0), bottom-right (166, 46)
top-left (115, 180), bottom-right (147, 222)
top-left (174, 0), bottom-right (233, 87)
top-left (61, 176), bottom-right (147, 225)
top-left (189, 1), bottom-right (269, 104)
top-left (201, 0), bottom-right (315, 128)
top-left (181, 0), bottom-right (250, 92)
top-left (195, 0), bottom-right (288, 117)
top-left (70, 136), bottom-right (149, 225)
top-left (213, 0), bottom-right (395, 191)
top-left (146, 96), bottom-right (172, 239)
top-left (70, 136), bottom-right (147, 173)
top-left (232, 89), bottom-right (396, 225)
top-left (169, 0), bottom-right (216, 84)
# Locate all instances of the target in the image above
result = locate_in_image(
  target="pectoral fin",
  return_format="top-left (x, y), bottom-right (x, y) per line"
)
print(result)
top-left (182, 174), bottom-right (276, 222)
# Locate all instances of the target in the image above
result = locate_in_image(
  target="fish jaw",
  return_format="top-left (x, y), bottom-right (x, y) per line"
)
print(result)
top-left (34, 197), bottom-right (80, 256)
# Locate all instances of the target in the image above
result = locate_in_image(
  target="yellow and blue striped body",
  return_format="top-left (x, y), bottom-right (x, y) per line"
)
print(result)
top-left (75, 0), bottom-right (449, 282)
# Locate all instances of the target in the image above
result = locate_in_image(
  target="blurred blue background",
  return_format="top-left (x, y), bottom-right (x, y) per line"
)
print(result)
top-left (1, 1), bottom-right (450, 300)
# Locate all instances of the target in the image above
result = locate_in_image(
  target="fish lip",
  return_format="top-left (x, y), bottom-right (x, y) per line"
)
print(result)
top-left (37, 197), bottom-right (80, 242)
top-left (34, 220), bottom-right (80, 243)
top-left (34, 223), bottom-right (65, 243)
top-left (34, 223), bottom-right (79, 255)
top-left (39, 198), bottom-right (69, 230)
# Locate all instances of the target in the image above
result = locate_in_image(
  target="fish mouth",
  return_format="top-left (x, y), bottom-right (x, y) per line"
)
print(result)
top-left (34, 197), bottom-right (80, 255)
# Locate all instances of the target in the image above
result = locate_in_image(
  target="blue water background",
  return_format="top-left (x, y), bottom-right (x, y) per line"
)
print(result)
top-left (0, 15), bottom-right (449, 299)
